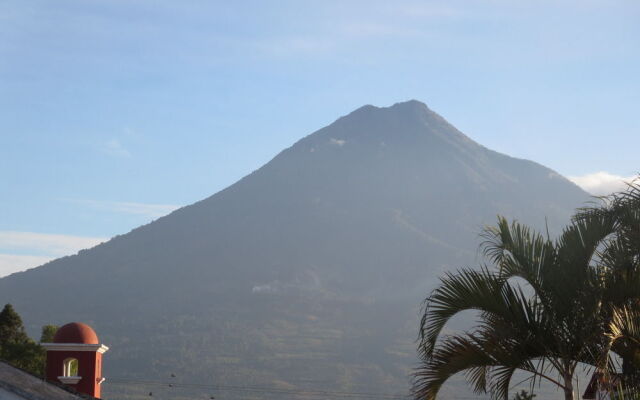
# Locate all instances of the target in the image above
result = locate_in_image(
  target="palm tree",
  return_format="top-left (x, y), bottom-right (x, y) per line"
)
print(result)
top-left (574, 180), bottom-right (640, 385)
top-left (413, 216), bottom-right (616, 400)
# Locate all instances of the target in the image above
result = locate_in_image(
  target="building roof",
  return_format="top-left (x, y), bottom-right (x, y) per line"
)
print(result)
top-left (53, 323), bottom-right (99, 344)
top-left (0, 361), bottom-right (97, 400)
top-left (583, 371), bottom-right (620, 399)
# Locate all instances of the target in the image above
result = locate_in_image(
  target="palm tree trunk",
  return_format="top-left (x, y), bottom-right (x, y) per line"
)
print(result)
top-left (563, 388), bottom-right (574, 400)
top-left (563, 373), bottom-right (575, 400)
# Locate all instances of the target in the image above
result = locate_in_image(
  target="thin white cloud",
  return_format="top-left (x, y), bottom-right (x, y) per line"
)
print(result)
top-left (569, 171), bottom-right (637, 196)
top-left (329, 138), bottom-right (346, 146)
top-left (103, 139), bottom-right (131, 158)
top-left (66, 199), bottom-right (180, 218)
top-left (392, 3), bottom-right (459, 18)
top-left (339, 22), bottom-right (422, 39)
top-left (0, 231), bottom-right (107, 257)
top-left (103, 201), bottom-right (180, 217)
top-left (252, 3), bottom-right (461, 58)
top-left (0, 254), bottom-right (54, 278)
top-left (0, 231), bottom-right (108, 278)
top-left (255, 35), bottom-right (336, 57)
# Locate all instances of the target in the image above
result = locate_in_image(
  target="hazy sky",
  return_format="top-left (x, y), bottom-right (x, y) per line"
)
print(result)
top-left (1, 0), bottom-right (639, 276)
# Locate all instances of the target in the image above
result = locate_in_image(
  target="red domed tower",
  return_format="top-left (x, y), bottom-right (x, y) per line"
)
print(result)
top-left (42, 322), bottom-right (109, 398)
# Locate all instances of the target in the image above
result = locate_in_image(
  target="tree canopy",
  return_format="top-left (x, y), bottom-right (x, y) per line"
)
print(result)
top-left (0, 303), bottom-right (56, 376)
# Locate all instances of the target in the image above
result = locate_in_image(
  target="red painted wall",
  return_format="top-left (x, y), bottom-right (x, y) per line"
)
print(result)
top-left (46, 350), bottom-right (103, 398)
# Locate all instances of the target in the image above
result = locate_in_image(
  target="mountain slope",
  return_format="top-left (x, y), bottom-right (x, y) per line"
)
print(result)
top-left (0, 100), bottom-right (589, 399)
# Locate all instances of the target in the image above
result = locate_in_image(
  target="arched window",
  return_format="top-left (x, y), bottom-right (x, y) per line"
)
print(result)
top-left (63, 358), bottom-right (79, 377)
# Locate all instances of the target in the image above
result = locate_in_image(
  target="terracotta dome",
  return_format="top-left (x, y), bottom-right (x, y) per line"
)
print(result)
top-left (53, 322), bottom-right (99, 344)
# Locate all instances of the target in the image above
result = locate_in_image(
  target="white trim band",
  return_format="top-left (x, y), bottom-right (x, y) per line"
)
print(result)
top-left (42, 343), bottom-right (109, 354)
top-left (58, 376), bottom-right (82, 384)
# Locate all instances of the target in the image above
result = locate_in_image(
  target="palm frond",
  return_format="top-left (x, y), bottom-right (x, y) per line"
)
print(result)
top-left (413, 333), bottom-right (492, 400)
top-left (419, 267), bottom-right (538, 358)
top-left (481, 217), bottom-right (553, 295)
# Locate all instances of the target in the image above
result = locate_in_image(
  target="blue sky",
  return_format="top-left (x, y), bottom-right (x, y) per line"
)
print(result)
top-left (1, 0), bottom-right (639, 276)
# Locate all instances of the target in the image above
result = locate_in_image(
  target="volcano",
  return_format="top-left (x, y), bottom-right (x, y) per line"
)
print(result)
top-left (0, 100), bottom-right (589, 399)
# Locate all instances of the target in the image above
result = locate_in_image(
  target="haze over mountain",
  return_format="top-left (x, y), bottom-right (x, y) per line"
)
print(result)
top-left (0, 100), bottom-right (589, 399)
